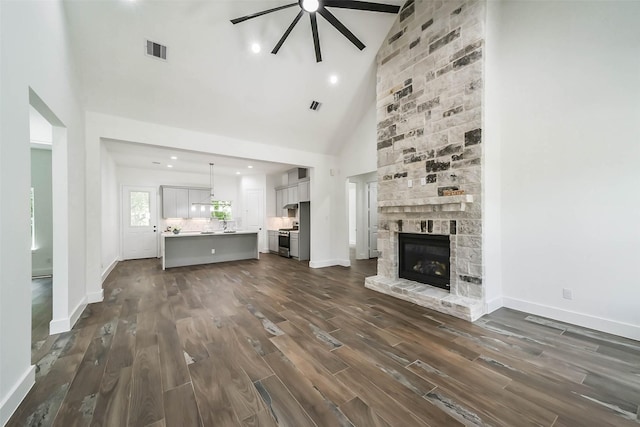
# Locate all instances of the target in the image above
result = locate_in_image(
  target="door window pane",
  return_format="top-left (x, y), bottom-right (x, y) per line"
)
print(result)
top-left (130, 191), bottom-right (150, 226)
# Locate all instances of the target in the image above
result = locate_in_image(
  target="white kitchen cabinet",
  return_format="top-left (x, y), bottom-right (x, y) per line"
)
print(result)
top-left (268, 230), bottom-right (278, 253)
top-left (298, 180), bottom-right (310, 202)
top-left (290, 232), bottom-right (299, 258)
top-left (276, 189), bottom-right (286, 216)
top-left (188, 188), bottom-right (211, 218)
top-left (162, 186), bottom-right (190, 219)
top-left (287, 185), bottom-right (298, 205)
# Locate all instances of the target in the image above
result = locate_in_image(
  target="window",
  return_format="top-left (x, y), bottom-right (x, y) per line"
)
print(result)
top-left (211, 200), bottom-right (232, 220)
top-left (30, 187), bottom-right (35, 249)
top-left (130, 191), bottom-right (151, 226)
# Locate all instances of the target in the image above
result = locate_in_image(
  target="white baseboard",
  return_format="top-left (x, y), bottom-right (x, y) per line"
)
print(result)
top-left (101, 258), bottom-right (119, 283)
top-left (49, 296), bottom-right (87, 334)
top-left (502, 297), bottom-right (640, 341)
top-left (485, 296), bottom-right (504, 314)
top-left (309, 259), bottom-right (334, 268)
top-left (87, 289), bottom-right (104, 304)
top-left (0, 365), bottom-right (35, 426)
top-left (309, 259), bottom-right (351, 268)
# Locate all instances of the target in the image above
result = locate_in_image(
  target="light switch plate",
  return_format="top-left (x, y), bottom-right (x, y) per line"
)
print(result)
top-left (420, 177), bottom-right (426, 185)
top-left (408, 179), bottom-right (413, 188)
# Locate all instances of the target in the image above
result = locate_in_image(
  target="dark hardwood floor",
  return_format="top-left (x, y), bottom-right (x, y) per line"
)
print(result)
top-left (31, 277), bottom-right (53, 364)
top-left (9, 254), bottom-right (640, 426)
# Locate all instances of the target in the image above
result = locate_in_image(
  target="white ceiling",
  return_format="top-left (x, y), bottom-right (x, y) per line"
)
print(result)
top-left (63, 0), bottom-right (403, 160)
top-left (103, 138), bottom-right (293, 176)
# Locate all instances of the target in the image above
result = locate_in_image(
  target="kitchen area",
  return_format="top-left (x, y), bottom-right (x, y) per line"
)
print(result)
top-left (266, 168), bottom-right (311, 261)
top-left (158, 165), bottom-right (311, 270)
top-left (103, 139), bottom-right (314, 271)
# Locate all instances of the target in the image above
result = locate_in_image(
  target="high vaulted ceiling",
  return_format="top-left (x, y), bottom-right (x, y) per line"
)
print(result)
top-left (64, 0), bottom-right (403, 156)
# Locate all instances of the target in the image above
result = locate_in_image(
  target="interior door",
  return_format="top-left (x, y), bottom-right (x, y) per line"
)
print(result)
top-left (368, 181), bottom-right (379, 258)
top-left (122, 186), bottom-right (158, 259)
top-left (244, 188), bottom-right (264, 249)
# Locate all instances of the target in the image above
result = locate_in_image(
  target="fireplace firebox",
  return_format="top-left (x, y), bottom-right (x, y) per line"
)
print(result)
top-left (398, 233), bottom-right (450, 291)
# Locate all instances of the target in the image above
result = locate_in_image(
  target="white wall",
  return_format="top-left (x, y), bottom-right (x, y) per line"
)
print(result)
top-left (490, 0), bottom-right (640, 339)
top-left (31, 148), bottom-right (53, 276)
top-left (100, 144), bottom-right (118, 280)
top-left (333, 66), bottom-right (378, 266)
top-left (1, 1), bottom-right (86, 423)
top-left (483, 0), bottom-right (504, 313)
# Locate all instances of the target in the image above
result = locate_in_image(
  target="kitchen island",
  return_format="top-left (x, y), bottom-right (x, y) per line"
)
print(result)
top-left (162, 231), bottom-right (259, 270)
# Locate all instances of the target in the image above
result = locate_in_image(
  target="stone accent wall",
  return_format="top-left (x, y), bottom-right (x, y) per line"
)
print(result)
top-left (366, 0), bottom-right (485, 321)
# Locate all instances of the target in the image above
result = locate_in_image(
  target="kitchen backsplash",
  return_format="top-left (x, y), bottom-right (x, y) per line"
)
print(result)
top-left (266, 217), bottom-right (295, 230)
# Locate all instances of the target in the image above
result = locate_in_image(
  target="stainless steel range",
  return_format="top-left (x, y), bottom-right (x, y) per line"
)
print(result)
top-left (278, 224), bottom-right (298, 257)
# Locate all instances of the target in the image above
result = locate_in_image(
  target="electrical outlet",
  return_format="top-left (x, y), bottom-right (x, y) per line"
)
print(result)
top-left (408, 179), bottom-right (413, 188)
top-left (562, 288), bottom-right (572, 300)
top-left (211, 249), bottom-right (216, 254)
top-left (420, 177), bottom-right (426, 185)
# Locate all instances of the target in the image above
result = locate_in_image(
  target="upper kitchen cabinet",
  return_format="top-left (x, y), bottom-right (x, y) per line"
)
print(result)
top-left (287, 185), bottom-right (298, 206)
top-left (275, 188), bottom-right (284, 217)
top-left (188, 188), bottom-right (211, 219)
top-left (298, 180), bottom-right (310, 202)
top-left (162, 186), bottom-right (189, 218)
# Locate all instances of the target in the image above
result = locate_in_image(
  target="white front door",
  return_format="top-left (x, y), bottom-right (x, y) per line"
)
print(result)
top-left (368, 181), bottom-right (379, 258)
top-left (122, 186), bottom-right (158, 260)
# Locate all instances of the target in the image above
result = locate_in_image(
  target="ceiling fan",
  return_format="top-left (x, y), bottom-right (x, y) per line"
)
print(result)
top-left (230, 0), bottom-right (401, 62)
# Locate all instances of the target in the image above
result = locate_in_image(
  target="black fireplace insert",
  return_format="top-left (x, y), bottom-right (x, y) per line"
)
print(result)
top-left (398, 233), bottom-right (450, 291)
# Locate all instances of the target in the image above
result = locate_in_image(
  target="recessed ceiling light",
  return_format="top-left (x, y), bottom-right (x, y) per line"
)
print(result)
top-left (167, 165), bottom-right (173, 168)
top-left (329, 74), bottom-right (339, 85)
top-left (301, 0), bottom-right (319, 13)
top-left (236, 171), bottom-right (241, 175)
top-left (251, 43), bottom-right (261, 54)
top-left (248, 165), bottom-right (253, 169)
top-left (170, 156), bottom-right (177, 160)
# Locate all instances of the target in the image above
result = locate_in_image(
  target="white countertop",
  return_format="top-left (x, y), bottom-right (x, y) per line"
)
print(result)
top-left (162, 230), bottom-right (258, 238)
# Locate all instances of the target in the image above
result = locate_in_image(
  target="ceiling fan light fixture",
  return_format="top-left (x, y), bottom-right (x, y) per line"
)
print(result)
top-left (301, 0), bottom-right (319, 13)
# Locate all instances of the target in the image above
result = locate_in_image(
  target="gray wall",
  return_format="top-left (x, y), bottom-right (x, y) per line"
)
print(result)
top-left (31, 148), bottom-right (53, 276)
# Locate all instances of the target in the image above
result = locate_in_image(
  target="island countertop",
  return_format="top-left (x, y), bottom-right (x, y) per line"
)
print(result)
top-left (162, 230), bottom-right (258, 238)
top-left (161, 230), bottom-right (259, 269)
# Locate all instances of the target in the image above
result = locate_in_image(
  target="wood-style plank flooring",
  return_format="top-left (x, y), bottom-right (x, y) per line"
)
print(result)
top-left (9, 254), bottom-right (640, 426)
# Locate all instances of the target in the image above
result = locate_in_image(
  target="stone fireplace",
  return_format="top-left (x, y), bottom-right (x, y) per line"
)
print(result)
top-left (365, 0), bottom-right (486, 321)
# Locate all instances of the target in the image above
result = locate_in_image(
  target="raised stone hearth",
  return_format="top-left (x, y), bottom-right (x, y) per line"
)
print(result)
top-left (365, 275), bottom-right (484, 321)
top-left (367, 0), bottom-right (486, 321)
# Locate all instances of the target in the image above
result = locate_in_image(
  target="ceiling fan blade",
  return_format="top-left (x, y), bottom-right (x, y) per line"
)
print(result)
top-left (323, 0), bottom-right (401, 13)
top-left (230, 3), bottom-right (298, 24)
top-left (310, 13), bottom-right (322, 62)
top-left (318, 8), bottom-right (365, 50)
top-left (272, 10), bottom-right (304, 54)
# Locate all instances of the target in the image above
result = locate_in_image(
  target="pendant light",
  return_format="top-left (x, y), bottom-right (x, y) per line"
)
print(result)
top-left (191, 162), bottom-right (215, 210)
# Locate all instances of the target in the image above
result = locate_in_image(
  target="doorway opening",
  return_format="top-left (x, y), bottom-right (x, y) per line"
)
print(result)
top-left (30, 105), bottom-right (54, 353)
top-left (29, 88), bottom-right (69, 346)
top-left (347, 171), bottom-right (378, 262)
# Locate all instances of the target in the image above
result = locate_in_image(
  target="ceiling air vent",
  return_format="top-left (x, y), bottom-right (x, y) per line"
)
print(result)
top-left (146, 40), bottom-right (167, 61)
top-left (309, 100), bottom-right (322, 111)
